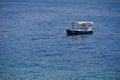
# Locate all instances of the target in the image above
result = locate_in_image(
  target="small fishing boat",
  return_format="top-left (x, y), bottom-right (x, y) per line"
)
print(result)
top-left (66, 21), bottom-right (94, 35)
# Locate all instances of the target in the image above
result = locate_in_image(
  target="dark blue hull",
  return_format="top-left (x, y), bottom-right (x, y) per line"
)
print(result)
top-left (66, 29), bottom-right (93, 35)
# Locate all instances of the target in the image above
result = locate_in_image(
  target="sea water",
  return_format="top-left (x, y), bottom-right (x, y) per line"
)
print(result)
top-left (0, 0), bottom-right (120, 80)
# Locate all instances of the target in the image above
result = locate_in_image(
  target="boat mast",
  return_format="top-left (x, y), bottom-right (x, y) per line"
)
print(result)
top-left (72, 20), bottom-right (74, 29)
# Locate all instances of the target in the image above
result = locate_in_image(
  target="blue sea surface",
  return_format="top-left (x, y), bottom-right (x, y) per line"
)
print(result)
top-left (0, 0), bottom-right (120, 80)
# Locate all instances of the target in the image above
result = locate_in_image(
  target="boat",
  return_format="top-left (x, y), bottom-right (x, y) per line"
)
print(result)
top-left (66, 21), bottom-right (94, 35)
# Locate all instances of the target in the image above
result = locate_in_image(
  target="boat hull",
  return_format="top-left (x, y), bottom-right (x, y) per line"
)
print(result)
top-left (66, 29), bottom-right (93, 35)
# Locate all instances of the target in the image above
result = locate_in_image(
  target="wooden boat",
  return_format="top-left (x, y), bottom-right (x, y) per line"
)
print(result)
top-left (66, 21), bottom-right (94, 35)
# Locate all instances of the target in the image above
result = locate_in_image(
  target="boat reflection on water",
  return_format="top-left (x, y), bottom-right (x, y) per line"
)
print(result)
top-left (69, 34), bottom-right (93, 41)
